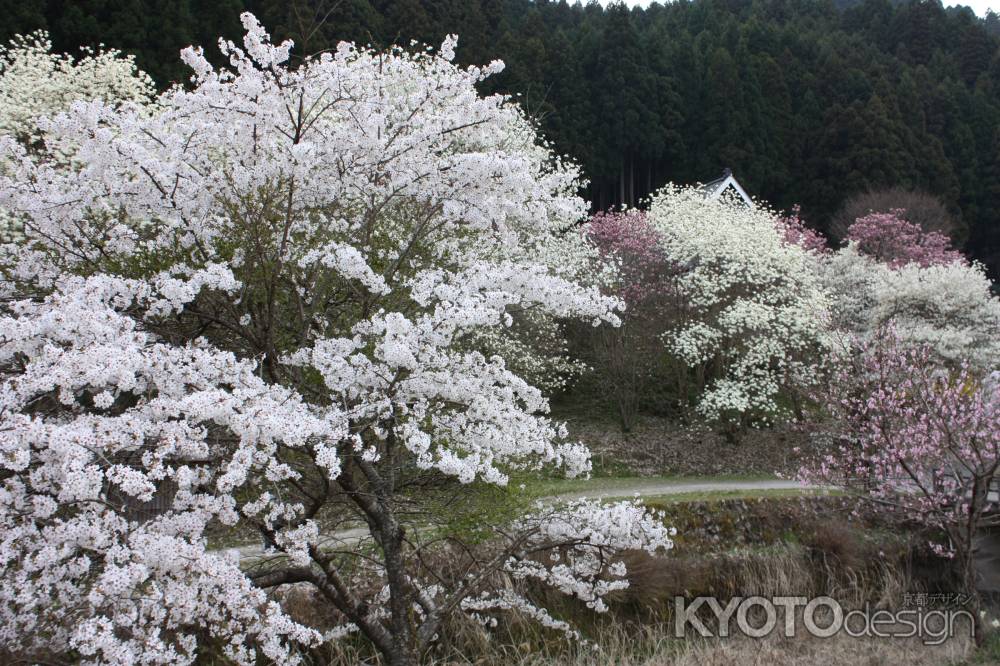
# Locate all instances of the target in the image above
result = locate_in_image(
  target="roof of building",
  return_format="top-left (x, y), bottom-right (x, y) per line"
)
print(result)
top-left (698, 168), bottom-right (754, 207)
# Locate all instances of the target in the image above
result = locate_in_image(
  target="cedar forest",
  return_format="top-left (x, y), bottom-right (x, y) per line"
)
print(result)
top-left (7, 0), bottom-right (1000, 276)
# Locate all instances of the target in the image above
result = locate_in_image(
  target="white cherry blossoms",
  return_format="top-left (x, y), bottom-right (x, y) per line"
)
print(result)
top-left (0, 31), bottom-right (156, 148)
top-left (0, 275), bottom-right (337, 663)
top-left (462, 499), bottom-right (674, 641)
top-left (0, 13), bottom-right (673, 663)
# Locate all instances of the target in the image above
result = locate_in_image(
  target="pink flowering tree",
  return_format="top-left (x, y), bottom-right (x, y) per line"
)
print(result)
top-left (775, 205), bottom-right (828, 255)
top-left (583, 210), bottom-right (679, 431)
top-left (586, 210), bottom-right (675, 307)
top-left (800, 329), bottom-right (1000, 593)
top-left (844, 209), bottom-right (964, 268)
top-left (0, 16), bottom-right (675, 665)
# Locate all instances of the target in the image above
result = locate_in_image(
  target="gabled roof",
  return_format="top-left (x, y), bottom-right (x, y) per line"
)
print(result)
top-left (698, 168), bottom-right (754, 207)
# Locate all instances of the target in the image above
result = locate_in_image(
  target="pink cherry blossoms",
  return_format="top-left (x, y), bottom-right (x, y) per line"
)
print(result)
top-left (800, 330), bottom-right (1000, 586)
top-left (585, 209), bottom-right (675, 307)
top-left (844, 209), bottom-right (964, 269)
top-left (774, 205), bottom-right (828, 255)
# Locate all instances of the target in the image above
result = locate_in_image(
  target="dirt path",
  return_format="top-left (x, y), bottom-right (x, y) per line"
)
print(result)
top-left (229, 478), bottom-right (812, 564)
top-left (554, 477), bottom-right (809, 501)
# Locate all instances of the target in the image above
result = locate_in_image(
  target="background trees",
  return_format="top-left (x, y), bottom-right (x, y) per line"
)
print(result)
top-left (1, 1), bottom-right (1000, 660)
top-left (830, 187), bottom-right (963, 243)
top-left (3, 0), bottom-right (1000, 278)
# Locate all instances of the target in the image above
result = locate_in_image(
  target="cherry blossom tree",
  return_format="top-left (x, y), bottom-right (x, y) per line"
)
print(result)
top-left (0, 15), bottom-right (674, 665)
top-left (822, 206), bottom-right (998, 371)
top-left (774, 205), bottom-right (828, 255)
top-left (844, 209), bottom-right (963, 269)
top-left (582, 209), bottom-right (679, 431)
top-left (830, 187), bottom-right (961, 243)
top-left (800, 329), bottom-right (1000, 594)
top-left (0, 32), bottom-right (157, 242)
top-left (647, 186), bottom-right (829, 427)
top-left (586, 210), bottom-right (675, 306)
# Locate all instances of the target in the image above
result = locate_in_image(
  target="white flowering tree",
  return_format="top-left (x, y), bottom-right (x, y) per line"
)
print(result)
top-left (822, 245), bottom-right (1000, 371)
top-left (0, 15), bottom-right (673, 666)
top-left (647, 186), bottom-right (829, 426)
top-left (0, 31), bottom-right (156, 149)
top-left (0, 31), bottom-right (157, 242)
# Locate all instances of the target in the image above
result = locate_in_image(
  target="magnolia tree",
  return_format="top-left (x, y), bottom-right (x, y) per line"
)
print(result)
top-left (582, 210), bottom-right (679, 431)
top-left (800, 330), bottom-right (1000, 592)
top-left (647, 187), bottom-right (829, 426)
top-left (823, 215), bottom-right (1000, 371)
top-left (0, 16), bottom-right (674, 665)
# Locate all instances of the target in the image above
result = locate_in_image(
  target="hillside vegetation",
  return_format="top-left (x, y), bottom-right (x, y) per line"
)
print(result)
top-left (6, 0), bottom-right (1000, 274)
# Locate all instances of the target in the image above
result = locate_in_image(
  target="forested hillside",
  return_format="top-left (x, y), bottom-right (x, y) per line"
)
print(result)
top-left (4, 5), bottom-right (1000, 663)
top-left (4, 0), bottom-right (1000, 275)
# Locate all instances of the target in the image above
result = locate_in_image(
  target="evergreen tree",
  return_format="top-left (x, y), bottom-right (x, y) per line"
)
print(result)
top-left (4, 0), bottom-right (1000, 276)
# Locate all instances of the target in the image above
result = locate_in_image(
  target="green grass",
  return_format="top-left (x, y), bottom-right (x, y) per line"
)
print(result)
top-left (212, 473), bottom-right (837, 556)
top-left (965, 629), bottom-right (1000, 664)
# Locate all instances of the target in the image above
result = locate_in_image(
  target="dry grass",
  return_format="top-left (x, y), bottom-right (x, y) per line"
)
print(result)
top-left (304, 537), bottom-right (968, 666)
top-left (432, 620), bottom-right (975, 666)
top-left (267, 499), bottom-right (972, 666)
top-left (666, 632), bottom-right (973, 666)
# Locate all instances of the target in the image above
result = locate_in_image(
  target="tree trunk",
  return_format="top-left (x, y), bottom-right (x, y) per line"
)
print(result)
top-left (619, 159), bottom-right (625, 208)
top-left (382, 523), bottom-right (417, 664)
top-left (386, 648), bottom-right (418, 666)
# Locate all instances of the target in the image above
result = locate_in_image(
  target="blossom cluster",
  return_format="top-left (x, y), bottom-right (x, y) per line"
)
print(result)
top-left (0, 31), bottom-right (156, 149)
top-left (799, 330), bottom-right (1000, 566)
top-left (647, 187), bottom-right (830, 423)
top-left (463, 499), bottom-right (674, 638)
top-left (844, 209), bottom-right (963, 268)
top-left (822, 245), bottom-right (1000, 370)
top-left (0, 32), bottom-right (157, 241)
top-left (774, 205), bottom-right (828, 255)
top-left (585, 209), bottom-right (676, 307)
top-left (510, 499), bottom-right (674, 611)
top-left (0, 275), bottom-right (333, 663)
